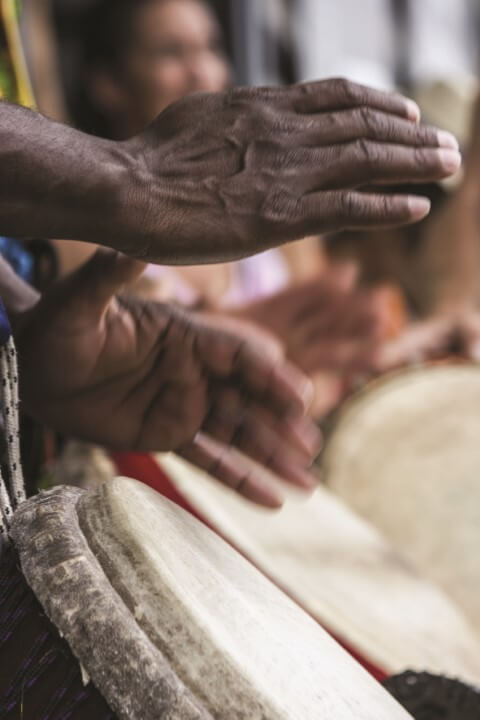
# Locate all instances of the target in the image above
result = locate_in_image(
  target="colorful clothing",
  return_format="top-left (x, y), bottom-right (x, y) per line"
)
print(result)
top-left (0, 0), bottom-right (34, 107)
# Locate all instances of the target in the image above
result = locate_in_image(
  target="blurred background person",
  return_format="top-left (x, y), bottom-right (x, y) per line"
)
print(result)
top-left (292, 0), bottom-right (480, 361)
top-left (45, 0), bottom-right (398, 422)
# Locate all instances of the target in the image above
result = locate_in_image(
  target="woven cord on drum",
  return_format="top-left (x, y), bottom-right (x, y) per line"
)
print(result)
top-left (0, 303), bottom-right (26, 546)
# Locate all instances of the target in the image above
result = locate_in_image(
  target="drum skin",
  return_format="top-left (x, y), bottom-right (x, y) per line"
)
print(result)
top-left (11, 478), bottom-right (414, 720)
top-left (322, 363), bottom-right (480, 641)
top-left (156, 453), bottom-right (480, 686)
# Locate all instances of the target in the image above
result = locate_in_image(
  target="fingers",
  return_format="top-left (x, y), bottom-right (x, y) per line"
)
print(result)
top-left (294, 338), bottom-right (378, 374)
top-left (290, 78), bottom-right (421, 121)
top-left (373, 319), bottom-right (452, 371)
top-left (194, 324), bottom-right (314, 415)
top-left (297, 191), bottom-right (432, 235)
top-left (179, 433), bottom-right (286, 508)
top-left (201, 388), bottom-right (320, 488)
top-left (453, 314), bottom-right (480, 361)
top-left (297, 108), bottom-right (458, 150)
top-left (275, 143), bottom-right (461, 192)
top-left (69, 249), bottom-right (147, 308)
top-left (180, 432), bottom-right (319, 508)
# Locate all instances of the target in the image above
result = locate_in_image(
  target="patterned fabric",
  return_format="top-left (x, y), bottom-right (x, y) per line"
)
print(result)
top-left (0, 546), bottom-right (117, 720)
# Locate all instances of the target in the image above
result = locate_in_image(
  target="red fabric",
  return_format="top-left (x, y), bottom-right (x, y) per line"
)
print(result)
top-left (111, 451), bottom-right (388, 682)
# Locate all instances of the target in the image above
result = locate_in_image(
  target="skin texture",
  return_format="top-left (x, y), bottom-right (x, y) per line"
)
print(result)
top-left (9, 252), bottom-right (321, 508)
top-left (0, 78), bottom-right (461, 264)
top-left (77, 0), bottom-right (386, 381)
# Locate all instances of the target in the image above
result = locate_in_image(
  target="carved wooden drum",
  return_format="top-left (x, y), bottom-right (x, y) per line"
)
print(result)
top-left (154, 453), bottom-right (480, 685)
top-left (8, 476), bottom-right (418, 719)
top-left (322, 363), bottom-right (480, 641)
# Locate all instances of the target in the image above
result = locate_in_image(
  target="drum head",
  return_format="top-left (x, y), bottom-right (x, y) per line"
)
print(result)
top-left (323, 364), bottom-right (480, 640)
top-left (11, 478), bottom-right (412, 720)
top-left (158, 453), bottom-right (480, 685)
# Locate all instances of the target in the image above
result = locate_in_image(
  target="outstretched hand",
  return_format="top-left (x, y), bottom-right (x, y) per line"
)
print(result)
top-left (236, 263), bottom-right (386, 374)
top-left (126, 78), bottom-right (461, 263)
top-left (15, 251), bottom-right (321, 507)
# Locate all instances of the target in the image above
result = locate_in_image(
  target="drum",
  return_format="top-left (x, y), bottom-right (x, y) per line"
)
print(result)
top-left (322, 362), bottom-right (480, 640)
top-left (384, 671), bottom-right (480, 720)
top-left (9, 476), bottom-right (415, 720)
top-left (149, 453), bottom-right (480, 685)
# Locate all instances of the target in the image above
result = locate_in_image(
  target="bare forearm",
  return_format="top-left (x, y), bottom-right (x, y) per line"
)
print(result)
top-left (0, 103), bottom-right (145, 255)
top-left (0, 79), bottom-right (464, 266)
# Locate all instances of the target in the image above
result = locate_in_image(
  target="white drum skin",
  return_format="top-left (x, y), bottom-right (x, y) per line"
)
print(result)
top-left (158, 453), bottom-right (480, 685)
top-left (323, 363), bottom-right (480, 642)
top-left (11, 477), bottom-right (413, 720)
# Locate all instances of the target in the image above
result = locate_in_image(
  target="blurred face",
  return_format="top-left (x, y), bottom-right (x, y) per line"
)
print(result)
top-left (100, 0), bottom-right (231, 137)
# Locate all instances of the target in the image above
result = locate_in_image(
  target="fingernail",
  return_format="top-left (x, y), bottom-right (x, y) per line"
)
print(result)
top-left (407, 196), bottom-right (431, 220)
top-left (438, 148), bottom-right (462, 174)
top-left (405, 98), bottom-right (421, 123)
top-left (437, 130), bottom-right (459, 150)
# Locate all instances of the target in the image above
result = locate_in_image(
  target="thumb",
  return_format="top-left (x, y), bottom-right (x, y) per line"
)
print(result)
top-left (74, 249), bottom-right (147, 307)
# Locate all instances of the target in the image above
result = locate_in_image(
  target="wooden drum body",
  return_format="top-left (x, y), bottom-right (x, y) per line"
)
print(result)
top-left (10, 477), bottom-right (414, 720)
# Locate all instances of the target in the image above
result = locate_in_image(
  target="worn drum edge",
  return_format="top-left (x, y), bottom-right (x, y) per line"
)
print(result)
top-left (10, 485), bottom-right (212, 720)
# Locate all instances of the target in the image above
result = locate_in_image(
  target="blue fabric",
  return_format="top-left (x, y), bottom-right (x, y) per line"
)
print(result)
top-left (0, 298), bottom-right (11, 346)
top-left (0, 237), bottom-right (34, 283)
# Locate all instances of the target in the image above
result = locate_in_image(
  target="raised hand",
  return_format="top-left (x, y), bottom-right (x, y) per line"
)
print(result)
top-left (0, 80), bottom-right (460, 264)
top-left (126, 78), bottom-right (461, 263)
top-left (235, 263), bottom-right (386, 374)
top-left (14, 251), bottom-right (321, 507)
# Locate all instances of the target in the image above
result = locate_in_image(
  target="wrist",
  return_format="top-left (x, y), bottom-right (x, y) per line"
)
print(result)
top-left (115, 135), bottom-right (168, 261)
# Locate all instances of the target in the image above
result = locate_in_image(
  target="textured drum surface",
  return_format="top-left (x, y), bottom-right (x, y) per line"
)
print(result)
top-left (12, 478), bottom-right (413, 720)
top-left (323, 364), bottom-right (480, 639)
top-left (158, 454), bottom-right (480, 685)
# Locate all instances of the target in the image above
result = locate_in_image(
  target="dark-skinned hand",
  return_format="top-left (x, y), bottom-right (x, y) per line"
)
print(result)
top-left (0, 79), bottom-right (460, 263)
top-left (124, 78), bottom-right (461, 263)
top-left (14, 251), bottom-right (321, 507)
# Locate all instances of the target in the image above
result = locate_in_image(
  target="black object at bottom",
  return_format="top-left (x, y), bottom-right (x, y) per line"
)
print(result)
top-left (384, 671), bottom-right (480, 719)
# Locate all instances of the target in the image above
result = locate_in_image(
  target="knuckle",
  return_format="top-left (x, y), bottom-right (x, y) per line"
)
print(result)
top-left (413, 146), bottom-right (427, 167)
top-left (336, 77), bottom-right (360, 104)
top-left (358, 107), bottom-right (381, 136)
top-left (298, 81), bottom-right (315, 99)
top-left (261, 185), bottom-right (301, 226)
top-left (338, 191), bottom-right (361, 220)
top-left (352, 138), bottom-right (377, 167)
